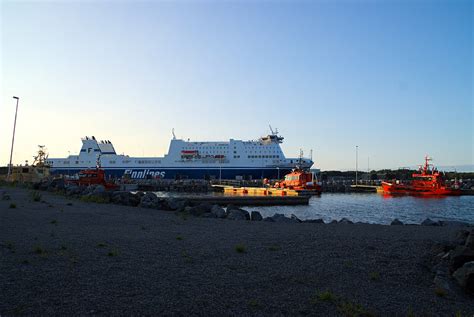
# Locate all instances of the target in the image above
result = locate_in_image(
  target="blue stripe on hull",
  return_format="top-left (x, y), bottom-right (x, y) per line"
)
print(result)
top-left (50, 167), bottom-right (293, 180)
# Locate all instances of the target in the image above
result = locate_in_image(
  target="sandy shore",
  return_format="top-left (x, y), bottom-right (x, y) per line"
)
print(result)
top-left (1, 187), bottom-right (473, 316)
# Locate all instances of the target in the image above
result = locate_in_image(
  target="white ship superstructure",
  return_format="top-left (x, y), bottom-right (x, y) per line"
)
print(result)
top-left (47, 132), bottom-right (314, 180)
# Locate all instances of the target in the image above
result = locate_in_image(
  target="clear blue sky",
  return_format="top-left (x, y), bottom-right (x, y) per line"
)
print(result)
top-left (1, 0), bottom-right (472, 170)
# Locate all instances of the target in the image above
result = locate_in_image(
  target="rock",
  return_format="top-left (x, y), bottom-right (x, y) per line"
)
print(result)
top-left (271, 213), bottom-right (299, 223)
top-left (290, 214), bottom-right (302, 223)
top-left (263, 217), bottom-right (275, 222)
top-left (466, 231), bottom-right (474, 250)
top-left (449, 246), bottom-right (474, 272)
top-left (211, 205), bottom-right (226, 218)
top-left (391, 219), bottom-right (404, 226)
top-left (421, 218), bottom-right (440, 226)
top-left (330, 220), bottom-right (338, 224)
top-left (189, 203), bottom-right (213, 216)
top-left (1, 190), bottom-right (11, 201)
top-left (139, 192), bottom-right (159, 208)
top-left (167, 198), bottom-right (188, 211)
top-left (339, 218), bottom-right (354, 224)
top-left (304, 219), bottom-right (325, 224)
top-left (454, 230), bottom-right (470, 246)
top-left (92, 185), bottom-right (106, 194)
top-left (453, 261), bottom-right (474, 293)
top-left (250, 211), bottom-right (263, 221)
top-left (433, 265), bottom-right (456, 296)
top-left (227, 209), bottom-right (247, 220)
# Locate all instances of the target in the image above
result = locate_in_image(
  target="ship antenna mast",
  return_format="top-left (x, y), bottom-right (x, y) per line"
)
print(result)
top-left (172, 128), bottom-right (176, 140)
top-left (269, 124), bottom-right (274, 135)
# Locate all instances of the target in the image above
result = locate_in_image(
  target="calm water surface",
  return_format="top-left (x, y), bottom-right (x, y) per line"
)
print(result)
top-left (154, 191), bottom-right (474, 224)
top-left (249, 194), bottom-right (474, 224)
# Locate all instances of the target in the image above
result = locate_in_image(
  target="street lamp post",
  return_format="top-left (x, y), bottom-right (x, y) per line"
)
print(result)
top-left (355, 145), bottom-right (358, 185)
top-left (7, 96), bottom-right (20, 181)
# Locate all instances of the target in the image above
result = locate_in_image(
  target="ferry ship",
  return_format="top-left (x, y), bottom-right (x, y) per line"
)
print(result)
top-left (46, 130), bottom-right (314, 180)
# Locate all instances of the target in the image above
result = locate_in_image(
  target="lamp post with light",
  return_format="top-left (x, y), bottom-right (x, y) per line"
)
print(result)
top-left (7, 96), bottom-right (20, 181)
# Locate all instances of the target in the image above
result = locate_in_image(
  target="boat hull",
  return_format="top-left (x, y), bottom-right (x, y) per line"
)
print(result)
top-left (381, 181), bottom-right (461, 196)
top-left (51, 167), bottom-right (294, 180)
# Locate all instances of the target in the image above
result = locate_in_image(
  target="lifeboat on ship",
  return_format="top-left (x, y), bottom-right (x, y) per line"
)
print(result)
top-left (274, 168), bottom-right (321, 195)
top-left (381, 156), bottom-right (461, 196)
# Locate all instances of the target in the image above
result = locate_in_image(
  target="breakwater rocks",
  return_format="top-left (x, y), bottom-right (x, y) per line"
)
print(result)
top-left (432, 229), bottom-right (474, 296)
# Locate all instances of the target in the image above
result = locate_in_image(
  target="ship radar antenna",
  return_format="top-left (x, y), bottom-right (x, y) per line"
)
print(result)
top-left (269, 125), bottom-right (274, 135)
top-left (172, 128), bottom-right (176, 140)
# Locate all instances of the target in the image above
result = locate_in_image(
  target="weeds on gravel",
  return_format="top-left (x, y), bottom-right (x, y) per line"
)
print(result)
top-left (97, 242), bottom-right (107, 248)
top-left (181, 250), bottom-right (193, 263)
top-left (50, 219), bottom-right (58, 225)
top-left (107, 249), bottom-right (119, 257)
top-left (30, 191), bottom-right (42, 202)
top-left (248, 299), bottom-right (261, 309)
top-left (34, 246), bottom-right (45, 255)
top-left (235, 244), bottom-right (246, 253)
top-left (21, 259), bottom-right (30, 265)
top-left (369, 271), bottom-right (380, 281)
top-left (337, 300), bottom-right (374, 317)
top-left (60, 245), bottom-right (67, 250)
top-left (176, 236), bottom-right (183, 240)
top-left (268, 245), bottom-right (281, 251)
top-left (314, 290), bottom-right (335, 302)
top-left (5, 241), bottom-right (14, 250)
top-left (9, 203), bottom-right (16, 208)
top-left (343, 260), bottom-right (353, 268)
top-left (434, 287), bottom-right (447, 297)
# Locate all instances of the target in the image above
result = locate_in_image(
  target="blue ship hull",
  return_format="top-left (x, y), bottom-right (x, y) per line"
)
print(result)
top-left (50, 167), bottom-right (293, 180)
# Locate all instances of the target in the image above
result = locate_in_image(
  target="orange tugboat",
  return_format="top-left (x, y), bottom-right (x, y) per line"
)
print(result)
top-left (381, 156), bottom-right (461, 196)
top-left (274, 168), bottom-right (322, 195)
top-left (66, 156), bottom-right (118, 190)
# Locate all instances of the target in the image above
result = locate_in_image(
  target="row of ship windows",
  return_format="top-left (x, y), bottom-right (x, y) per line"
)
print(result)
top-left (248, 155), bottom-right (280, 159)
top-left (51, 160), bottom-right (161, 165)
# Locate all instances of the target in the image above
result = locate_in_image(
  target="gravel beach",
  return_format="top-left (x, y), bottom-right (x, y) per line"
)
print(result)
top-left (1, 187), bottom-right (473, 316)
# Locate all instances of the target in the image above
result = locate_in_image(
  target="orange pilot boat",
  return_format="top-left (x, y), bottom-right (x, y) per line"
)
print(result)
top-left (66, 156), bottom-right (118, 190)
top-left (274, 168), bottom-right (322, 195)
top-left (381, 156), bottom-right (461, 196)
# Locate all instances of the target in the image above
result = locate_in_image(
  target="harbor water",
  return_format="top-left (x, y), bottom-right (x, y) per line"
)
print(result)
top-left (155, 191), bottom-right (474, 224)
top-left (249, 193), bottom-right (474, 225)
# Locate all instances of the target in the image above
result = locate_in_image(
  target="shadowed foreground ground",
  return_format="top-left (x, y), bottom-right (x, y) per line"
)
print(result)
top-left (1, 187), bottom-right (473, 316)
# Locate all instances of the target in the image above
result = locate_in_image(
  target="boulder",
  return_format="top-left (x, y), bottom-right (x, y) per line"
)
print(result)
top-left (449, 246), bottom-right (474, 272)
top-left (466, 231), bottom-right (474, 250)
top-left (211, 205), bottom-right (226, 218)
top-left (330, 220), bottom-right (338, 224)
top-left (453, 261), bottom-right (474, 293)
top-left (263, 217), bottom-right (275, 222)
top-left (304, 219), bottom-right (325, 224)
top-left (139, 192), bottom-right (159, 208)
top-left (1, 190), bottom-right (11, 201)
top-left (227, 209), bottom-right (247, 220)
top-left (421, 218), bottom-right (440, 226)
top-left (290, 214), bottom-right (302, 223)
top-left (251, 211), bottom-right (263, 221)
top-left (167, 198), bottom-right (189, 211)
top-left (92, 185), bottom-right (106, 194)
top-left (188, 203), bottom-right (213, 216)
top-left (454, 230), bottom-right (470, 246)
top-left (271, 213), bottom-right (299, 223)
top-left (339, 218), bottom-right (354, 224)
top-left (391, 219), bottom-right (404, 226)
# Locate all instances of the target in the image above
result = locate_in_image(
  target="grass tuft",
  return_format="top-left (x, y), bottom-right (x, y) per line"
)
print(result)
top-left (60, 245), bottom-right (67, 251)
top-left (21, 259), bottom-right (30, 265)
top-left (369, 271), bottom-right (380, 281)
top-left (235, 244), bottom-right (246, 253)
top-left (96, 242), bottom-right (107, 248)
top-left (434, 287), bottom-right (447, 297)
top-left (268, 245), bottom-right (281, 251)
top-left (337, 300), bottom-right (374, 317)
top-left (30, 191), bottom-right (42, 202)
top-left (9, 203), bottom-right (16, 209)
top-left (80, 195), bottom-right (109, 204)
top-left (176, 236), bottom-right (183, 241)
top-left (50, 219), bottom-right (58, 225)
top-left (107, 249), bottom-right (119, 257)
top-left (34, 246), bottom-right (45, 255)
